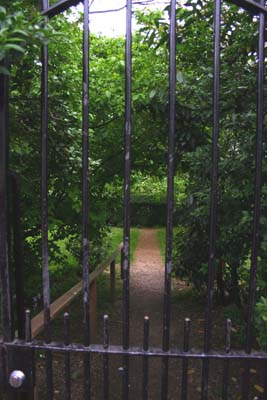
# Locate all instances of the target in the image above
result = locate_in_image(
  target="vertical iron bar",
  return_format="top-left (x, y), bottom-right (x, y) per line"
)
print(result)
top-left (103, 315), bottom-right (109, 400)
top-left (222, 319), bottom-right (231, 399)
top-left (25, 309), bottom-right (36, 400)
top-left (121, 248), bottom-right (124, 280)
top-left (10, 172), bottom-right (25, 339)
top-left (181, 318), bottom-right (191, 400)
top-left (122, 0), bottom-right (132, 398)
top-left (41, 1), bottom-right (53, 398)
top-left (0, 59), bottom-right (13, 343)
top-left (110, 260), bottom-right (115, 303)
top-left (242, 4), bottom-right (265, 398)
top-left (82, 1), bottom-right (91, 399)
top-left (161, 0), bottom-right (176, 398)
top-left (64, 313), bottom-right (71, 400)
top-left (41, 0), bottom-right (51, 344)
top-left (82, 0), bottom-right (90, 348)
top-left (201, 0), bottom-right (221, 397)
top-left (264, 362), bottom-right (267, 400)
top-left (142, 316), bottom-right (149, 400)
top-left (25, 310), bottom-right (32, 343)
top-left (261, 360), bottom-right (267, 400)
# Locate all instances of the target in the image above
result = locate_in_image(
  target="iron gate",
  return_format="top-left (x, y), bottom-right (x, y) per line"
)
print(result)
top-left (0, 0), bottom-right (267, 398)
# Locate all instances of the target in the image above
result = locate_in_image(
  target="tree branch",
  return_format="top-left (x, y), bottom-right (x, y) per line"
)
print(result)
top-left (90, 0), bottom-right (156, 14)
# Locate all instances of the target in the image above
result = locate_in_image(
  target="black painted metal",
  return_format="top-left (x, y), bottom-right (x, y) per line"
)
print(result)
top-left (142, 316), bottom-right (149, 400)
top-left (122, 0), bottom-right (132, 398)
top-left (10, 172), bottom-right (25, 340)
top-left (64, 313), bottom-right (71, 400)
top-left (0, 59), bottom-right (13, 343)
top-left (25, 310), bottom-right (32, 343)
top-left (226, 0), bottom-right (267, 15)
top-left (82, 0), bottom-right (90, 348)
top-left (25, 310), bottom-right (36, 399)
top-left (103, 315), bottom-right (109, 400)
top-left (242, 1), bottom-right (265, 397)
top-left (0, 0), bottom-right (267, 398)
top-left (181, 318), bottom-right (190, 400)
top-left (201, 0), bottom-right (221, 397)
top-left (82, 2), bottom-right (91, 399)
top-left (110, 260), bottom-right (116, 303)
top-left (42, 0), bottom-right (82, 18)
top-left (246, 0), bottom-right (265, 361)
top-left (6, 340), bottom-right (267, 360)
top-left (161, 0), bottom-right (176, 398)
top-left (222, 319), bottom-right (232, 399)
top-left (41, 0), bottom-right (51, 344)
top-left (41, 0), bottom-right (54, 398)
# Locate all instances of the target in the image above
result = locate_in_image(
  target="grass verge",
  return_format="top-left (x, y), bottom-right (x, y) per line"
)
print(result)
top-left (106, 227), bottom-right (140, 263)
top-left (156, 226), bottom-right (184, 259)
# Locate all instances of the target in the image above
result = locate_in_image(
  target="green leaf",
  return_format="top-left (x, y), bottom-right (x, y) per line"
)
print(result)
top-left (149, 89), bottom-right (157, 99)
top-left (176, 71), bottom-right (184, 83)
top-left (4, 43), bottom-right (25, 53)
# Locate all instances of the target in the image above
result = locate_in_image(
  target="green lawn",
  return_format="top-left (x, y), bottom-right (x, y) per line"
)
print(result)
top-left (26, 227), bottom-right (140, 309)
top-left (156, 226), bottom-right (184, 260)
top-left (106, 226), bottom-right (140, 263)
top-left (88, 227), bottom-right (141, 313)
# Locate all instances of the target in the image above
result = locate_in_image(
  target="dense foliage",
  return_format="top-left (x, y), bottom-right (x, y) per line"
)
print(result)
top-left (3, 2), bottom-right (172, 306)
top-left (2, 0), bottom-right (267, 347)
top-left (136, 1), bottom-right (267, 346)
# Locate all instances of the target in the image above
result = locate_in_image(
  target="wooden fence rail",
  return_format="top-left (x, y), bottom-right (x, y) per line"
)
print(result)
top-left (31, 242), bottom-right (123, 338)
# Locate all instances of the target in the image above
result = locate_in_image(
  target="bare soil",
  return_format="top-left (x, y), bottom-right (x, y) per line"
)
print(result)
top-left (35, 229), bottom-right (264, 399)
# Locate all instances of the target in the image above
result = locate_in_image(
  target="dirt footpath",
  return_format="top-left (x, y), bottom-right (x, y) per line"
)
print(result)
top-left (36, 228), bottom-right (257, 399)
top-left (129, 228), bottom-right (165, 346)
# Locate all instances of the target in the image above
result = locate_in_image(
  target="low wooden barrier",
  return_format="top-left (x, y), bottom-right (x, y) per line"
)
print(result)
top-left (31, 242), bottom-right (123, 338)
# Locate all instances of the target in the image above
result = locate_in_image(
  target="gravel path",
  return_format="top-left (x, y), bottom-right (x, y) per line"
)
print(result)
top-left (36, 228), bottom-right (259, 399)
top-left (129, 228), bottom-right (165, 346)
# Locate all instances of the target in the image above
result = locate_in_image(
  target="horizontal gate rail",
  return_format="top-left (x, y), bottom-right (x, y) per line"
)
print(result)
top-left (4, 340), bottom-right (267, 361)
top-left (42, 0), bottom-right (82, 18)
top-left (42, 0), bottom-right (267, 19)
top-left (31, 243), bottom-right (123, 338)
top-left (1, 0), bottom-right (267, 397)
top-left (227, 0), bottom-right (267, 15)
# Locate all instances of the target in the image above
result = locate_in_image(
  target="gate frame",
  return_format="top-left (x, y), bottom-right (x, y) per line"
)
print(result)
top-left (0, 0), bottom-right (267, 399)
